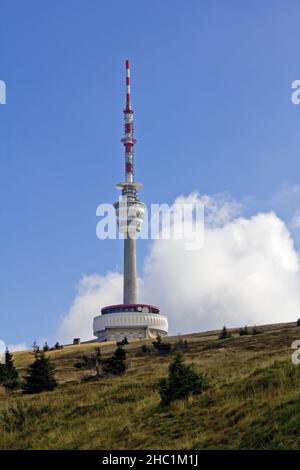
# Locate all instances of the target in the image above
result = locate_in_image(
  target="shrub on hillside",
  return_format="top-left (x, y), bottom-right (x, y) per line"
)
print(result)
top-left (297, 319), bottom-right (300, 327)
top-left (158, 352), bottom-right (209, 405)
top-left (239, 326), bottom-right (249, 336)
top-left (22, 346), bottom-right (57, 394)
top-left (219, 326), bottom-right (231, 340)
top-left (74, 354), bottom-right (94, 369)
top-left (117, 336), bottom-right (129, 346)
top-left (152, 335), bottom-right (171, 355)
top-left (74, 348), bottom-right (103, 379)
top-left (49, 342), bottom-right (63, 351)
top-left (140, 337), bottom-right (188, 356)
top-left (103, 345), bottom-right (127, 375)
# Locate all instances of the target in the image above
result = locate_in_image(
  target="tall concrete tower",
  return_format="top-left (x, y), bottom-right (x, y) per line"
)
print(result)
top-left (93, 61), bottom-right (168, 342)
top-left (114, 60), bottom-right (145, 305)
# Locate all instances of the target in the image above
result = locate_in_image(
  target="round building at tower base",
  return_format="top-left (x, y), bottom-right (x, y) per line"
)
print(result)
top-left (93, 304), bottom-right (168, 342)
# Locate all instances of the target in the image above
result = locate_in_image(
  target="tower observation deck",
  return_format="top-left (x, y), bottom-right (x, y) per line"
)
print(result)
top-left (93, 61), bottom-right (168, 342)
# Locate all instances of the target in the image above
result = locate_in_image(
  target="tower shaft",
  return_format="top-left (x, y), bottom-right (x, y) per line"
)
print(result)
top-left (123, 237), bottom-right (137, 304)
top-left (122, 60), bottom-right (138, 304)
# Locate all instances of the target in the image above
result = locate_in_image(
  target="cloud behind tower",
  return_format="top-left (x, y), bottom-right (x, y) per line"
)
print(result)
top-left (57, 192), bottom-right (300, 342)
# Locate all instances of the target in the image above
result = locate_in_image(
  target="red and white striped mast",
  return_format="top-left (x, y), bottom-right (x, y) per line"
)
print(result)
top-left (117, 59), bottom-right (142, 194)
top-left (122, 60), bottom-right (137, 185)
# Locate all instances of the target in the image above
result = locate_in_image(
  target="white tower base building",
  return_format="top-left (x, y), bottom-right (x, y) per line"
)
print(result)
top-left (93, 304), bottom-right (168, 342)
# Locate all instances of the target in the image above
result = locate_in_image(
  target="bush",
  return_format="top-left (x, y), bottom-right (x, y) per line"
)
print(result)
top-left (74, 349), bottom-right (103, 381)
top-left (74, 348), bottom-right (103, 380)
top-left (239, 326), bottom-right (249, 336)
top-left (158, 353), bottom-right (209, 405)
top-left (117, 336), bottom-right (129, 346)
top-left (74, 354), bottom-right (95, 369)
top-left (297, 319), bottom-right (300, 327)
top-left (103, 345), bottom-right (127, 375)
top-left (0, 349), bottom-right (19, 391)
top-left (22, 348), bottom-right (57, 394)
top-left (152, 335), bottom-right (172, 355)
top-left (219, 326), bottom-right (231, 340)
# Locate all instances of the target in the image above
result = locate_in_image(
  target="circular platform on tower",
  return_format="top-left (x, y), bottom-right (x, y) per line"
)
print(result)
top-left (93, 303), bottom-right (168, 342)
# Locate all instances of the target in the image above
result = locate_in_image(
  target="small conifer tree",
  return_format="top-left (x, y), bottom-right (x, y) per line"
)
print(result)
top-left (239, 326), bottom-right (249, 336)
top-left (152, 335), bottom-right (171, 354)
top-left (158, 353), bottom-right (209, 405)
top-left (103, 345), bottom-right (127, 375)
top-left (219, 326), bottom-right (231, 340)
top-left (117, 336), bottom-right (129, 346)
top-left (0, 349), bottom-right (19, 390)
top-left (22, 347), bottom-right (57, 394)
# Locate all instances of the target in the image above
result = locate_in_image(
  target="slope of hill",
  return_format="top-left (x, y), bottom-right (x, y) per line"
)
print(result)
top-left (1, 322), bottom-right (300, 450)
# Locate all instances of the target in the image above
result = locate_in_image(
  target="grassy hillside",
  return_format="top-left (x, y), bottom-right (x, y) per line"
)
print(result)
top-left (1, 322), bottom-right (300, 450)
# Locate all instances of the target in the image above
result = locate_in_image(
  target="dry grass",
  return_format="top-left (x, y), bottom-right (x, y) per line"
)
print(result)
top-left (1, 322), bottom-right (300, 449)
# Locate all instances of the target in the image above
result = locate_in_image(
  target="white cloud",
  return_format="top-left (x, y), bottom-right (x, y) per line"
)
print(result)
top-left (57, 193), bottom-right (300, 342)
top-left (0, 340), bottom-right (27, 358)
top-left (57, 272), bottom-right (122, 342)
top-left (7, 342), bottom-right (28, 352)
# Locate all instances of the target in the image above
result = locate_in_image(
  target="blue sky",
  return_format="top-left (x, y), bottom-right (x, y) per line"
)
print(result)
top-left (1, 0), bottom-right (300, 346)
